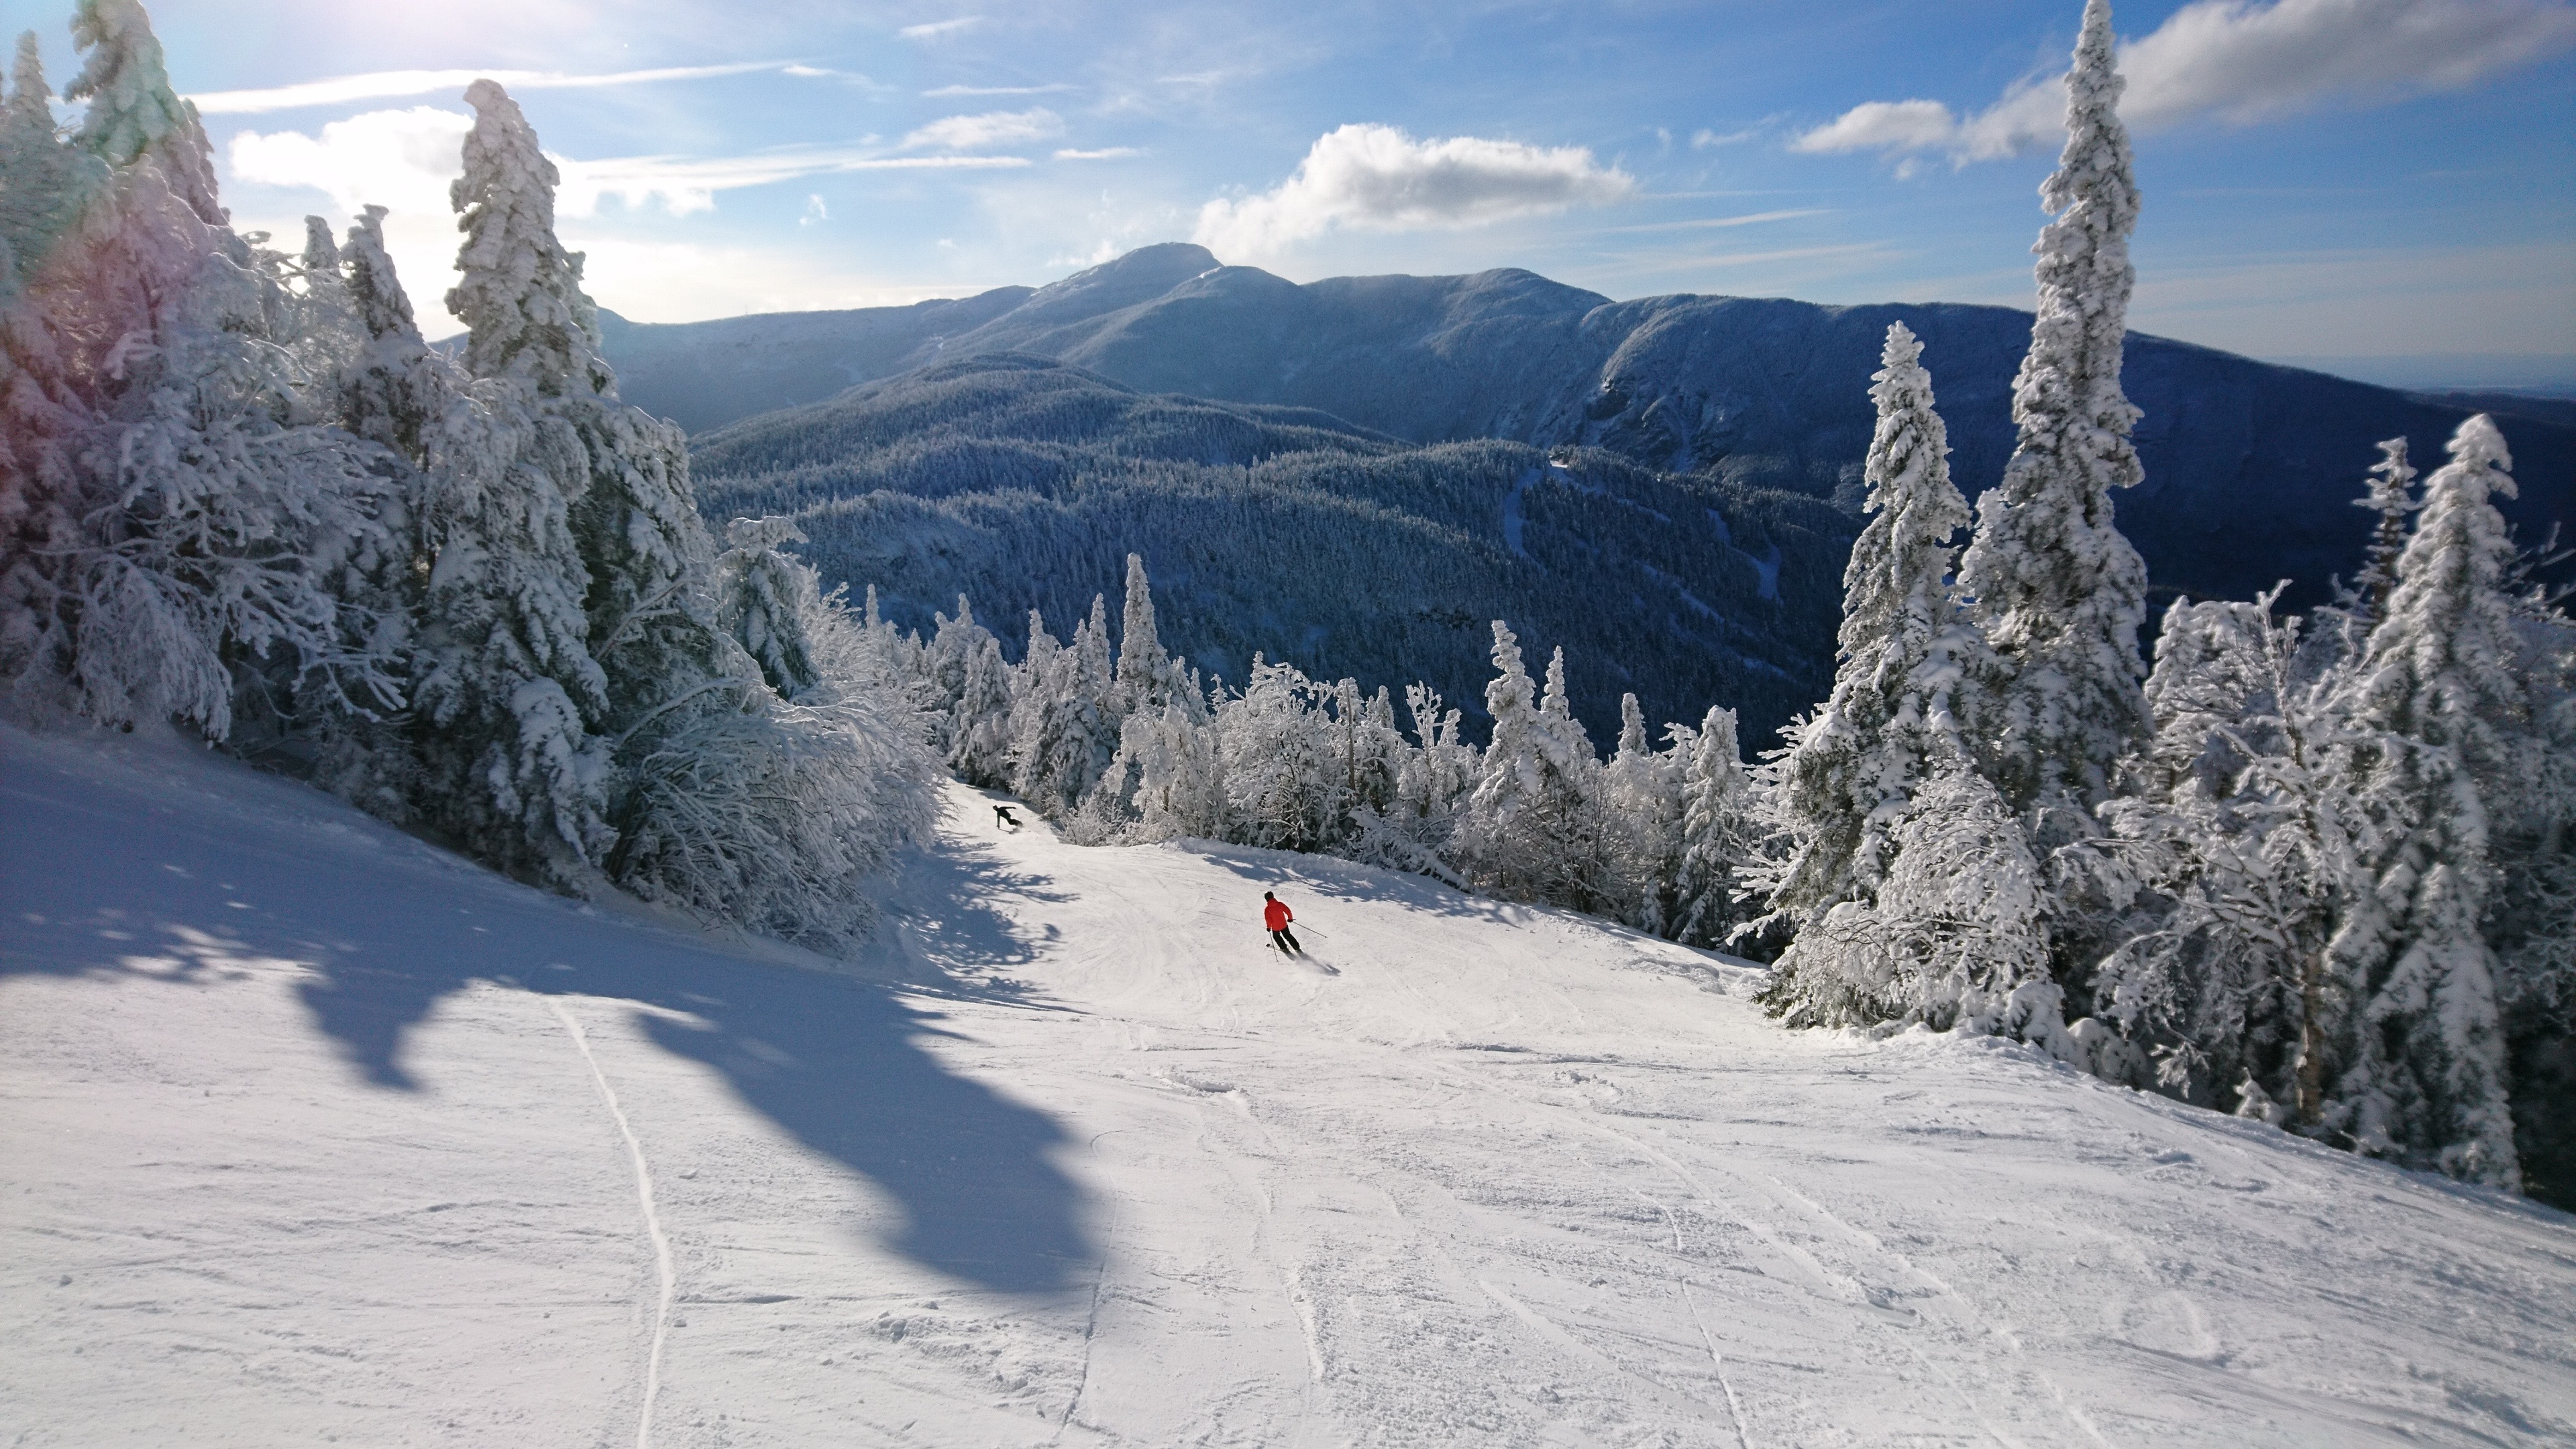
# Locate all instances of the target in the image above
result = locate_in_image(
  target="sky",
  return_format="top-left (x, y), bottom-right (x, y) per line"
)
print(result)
top-left (13, 0), bottom-right (2575, 388)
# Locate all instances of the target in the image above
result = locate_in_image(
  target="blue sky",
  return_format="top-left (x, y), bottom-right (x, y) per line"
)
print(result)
top-left (18, 0), bottom-right (2576, 386)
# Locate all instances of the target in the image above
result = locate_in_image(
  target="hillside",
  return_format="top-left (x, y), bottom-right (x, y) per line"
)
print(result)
top-left (690, 354), bottom-right (1851, 742)
top-left (609, 245), bottom-right (2574, 621)
top-left (6, 725), bottom-right (2574, 1446)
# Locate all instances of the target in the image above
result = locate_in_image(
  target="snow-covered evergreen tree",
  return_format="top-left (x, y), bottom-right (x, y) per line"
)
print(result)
top-left (2351, 437), bottom-right (2418, 621)
top-left (1768, 321), bottom-right (1990, 937)
top-left (0, 0), bottom-right (401, 743)
top-left (336, 205), bottom-right (440, 468)
top-left (0, 32), bottom-right (105, 291)
top-left (2092, 590), bottom-right (2368, 1118)
top-left (1601, 694), bottom-right (1684, 935)
top-left (1456, 624), bottom-right (1607, 910)
top-left (66, 0), bottom-right (221, 227)
top-left (1008, 604), bottom-right (1117, 818)
top-left (1210, 654), bottom-right (1342, 852)
top-left (713, 515), bottom-right (820, 699)
top-left (1761, 745), bottom-right (2055, 1034)
top-left (948, 631), bottom-right (1016, 788)
top-left (1112, 551), bottom-right (1183, 715)
top-left (1671, 705), bottom-right (1760, 950)
top-left (1955, 0), bottom-right (2152, 816)
top-left (2322, 415), bottom-right (2528, 1188)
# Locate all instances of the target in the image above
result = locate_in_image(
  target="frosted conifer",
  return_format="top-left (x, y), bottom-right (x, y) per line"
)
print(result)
top-left (2323, 415), bottom-right (2527, 1187)
top-left (2351, 437), bottom-right (2418, 621)
top-left (66, 0), bottom-right (220, 226)
top-left (0, 33), bottom-right (103, 287)
top-left (713, 516), bottom-right (820, 698)
top-left (1770, 321), bottom-right (1991, 933)
top-left (1672, 705), bottom-right (1760, 950)
top-left (1956, 0), bottom-right (2152, 814)
top-left (1114, 552), bottom-right (1182, 714)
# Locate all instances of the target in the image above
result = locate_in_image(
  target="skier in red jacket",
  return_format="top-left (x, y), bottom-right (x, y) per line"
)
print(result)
top-left (1263, 891), bottom-right (1305, 956)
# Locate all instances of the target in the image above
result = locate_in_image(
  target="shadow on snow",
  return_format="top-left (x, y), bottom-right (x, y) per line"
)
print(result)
top-left (0, 739), bottom-right (1096, 1297)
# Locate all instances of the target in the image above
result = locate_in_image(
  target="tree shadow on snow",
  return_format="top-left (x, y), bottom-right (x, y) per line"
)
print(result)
top-left (0, 739), bottom-right (1096, 1297)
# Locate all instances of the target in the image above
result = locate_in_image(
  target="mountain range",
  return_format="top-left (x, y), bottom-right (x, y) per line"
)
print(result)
top-left (626, 244), bottom-right (2571, 739)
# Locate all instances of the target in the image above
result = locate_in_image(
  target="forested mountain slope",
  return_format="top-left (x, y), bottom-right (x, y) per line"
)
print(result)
top-left (617, 245), bottom-right (2573, 619)
top-left (692, 355), bottom-right (1848, 742)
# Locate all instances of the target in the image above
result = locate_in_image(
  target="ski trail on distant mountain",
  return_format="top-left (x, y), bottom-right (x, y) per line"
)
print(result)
top-left (549, 1000), bottom-right (676, 1449)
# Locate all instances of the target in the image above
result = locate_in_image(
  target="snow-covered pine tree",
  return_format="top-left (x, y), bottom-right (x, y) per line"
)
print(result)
top-left (948, 631), bottom-right (1016, 788)
top-left (0, 32), bottom-right (105, 292)
top-left (337, 205), bottom-right (441, 468)
top-left (66, 0), bottom-right (221, 228)
top-left (919, 594), bottom-right (985, 749)
top-left (1008, 605), bottom-right (1117, 818)
top-left (1601, 693), bottom-right (1685, 935)
top-left (1456, 624), bottom-right (1607, 910)
top-left (440, 78), bottom-right (826, 908)
top-left (1672, 705), bottom-right (1761, 951)
top-left (1113, 552), bottom-right (1183, 715)
top-left (713, 515), bottom-right (821, 699)
top-left (1767, 321), bottom-right (1991, 947)
top-left (2351, 437), bottom-right (2418, 621)
top-left (2092, 590), bottom-right (2367, 1117)
top-left (1955, 0), bottom-right (2152, 819)
top-left (1210, 654), bottom-right (1342, 852)
top-left (0, 0), bottom-right (402, 743)
top-left (2322, 414), bottom-right (2528, 1188)
top-left (1764, 744), bottom-right (2059, 1034)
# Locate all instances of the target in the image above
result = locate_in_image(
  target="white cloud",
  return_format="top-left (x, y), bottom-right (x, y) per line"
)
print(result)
top-left (800, 194), bottom-right (828, 225)
top-left (899, 17), bottom-right (983, 40)
top-left (1193, 123), bottom-right (1636, 257)
top-left (1608, 209), bottom-right (1826, 234)
top-left (902, 108), bottom-right (1064, 151)
top-left (925, 83), bottom-right (1076, 96)
top-left (192, 62), bottom-right (784, 116)
top-left (227, 106), bottom-right (472, 213)
top-left (227, 107), bottom-right (1032, 224)
top-left (1054, 146), bottom-right (1144, 160)
top-left (1793, 0), bottom-right (2576, 164)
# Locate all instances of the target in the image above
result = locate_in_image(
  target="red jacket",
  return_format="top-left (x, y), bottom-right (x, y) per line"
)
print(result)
top-left (1264, 899), bottom-right (1293, 932)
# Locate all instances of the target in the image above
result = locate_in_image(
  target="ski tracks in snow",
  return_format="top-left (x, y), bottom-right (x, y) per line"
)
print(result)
top-left (548, 999), bottom-right (676, 1449)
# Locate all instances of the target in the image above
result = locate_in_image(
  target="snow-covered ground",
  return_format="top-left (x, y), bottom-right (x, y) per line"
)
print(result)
top-left (4, 727), bottom-right (2573, 1448)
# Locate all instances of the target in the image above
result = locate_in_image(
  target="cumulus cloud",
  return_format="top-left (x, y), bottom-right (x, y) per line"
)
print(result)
top-left (193, 62), bottom-right (784, 116)
top-left (227, 107), bottom-right (1030, 222)
top-left (1193, 123), bottom-right (1635, 256)
top-left (227, 106), bottom-right (472, 212)
top-left (1793, 0), bottom-right (2576, 164)
top-left (902, 107), bottom-right (1064, 151)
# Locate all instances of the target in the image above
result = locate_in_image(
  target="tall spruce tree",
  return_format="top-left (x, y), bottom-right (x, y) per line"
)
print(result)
top-left (66, 0), bottom-right (220, 227)
top-left (2323, 415), bottom-right (2526, 1188)
top-left (1956, 0), bottom-right (2151, 817)
top-left (2351, 437), bottom-right (2418, 621)
top-left (1769, 321), bottom-right (1991, 933)
top-left (0, 32), bottom-right (103, 290)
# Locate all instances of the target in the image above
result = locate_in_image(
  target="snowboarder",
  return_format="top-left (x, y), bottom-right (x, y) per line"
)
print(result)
top-left (1263, 891), bottom-right (1305, 957)
top-left (994, 804), bottom-right (1021, 830)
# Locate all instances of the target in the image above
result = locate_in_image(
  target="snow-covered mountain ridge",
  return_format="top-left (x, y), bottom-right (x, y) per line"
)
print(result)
top-left (607, 243), bottom-right (2574, 619)
top-left (7, 722), bottom-right (2571, 1447)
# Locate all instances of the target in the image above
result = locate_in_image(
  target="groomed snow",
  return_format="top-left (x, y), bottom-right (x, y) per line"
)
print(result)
top-left (3, 725), bottom-right (2571, 1448)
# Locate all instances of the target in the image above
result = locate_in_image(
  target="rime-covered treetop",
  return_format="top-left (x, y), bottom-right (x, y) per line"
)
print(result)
top-left (65, 0), bottom-right (219, 223)
top-left (447, 78), bottom-right (614, 398)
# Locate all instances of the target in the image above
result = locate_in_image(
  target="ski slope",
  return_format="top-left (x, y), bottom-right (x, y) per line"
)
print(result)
top-left (4, 725), bottom-right (2573, 1448)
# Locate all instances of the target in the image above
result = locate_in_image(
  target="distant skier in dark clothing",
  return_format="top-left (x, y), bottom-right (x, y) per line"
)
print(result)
top-left (1263, 891), bottom-right (1304, 955)
top-left (994, 804), bottom-right (1020, 830)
